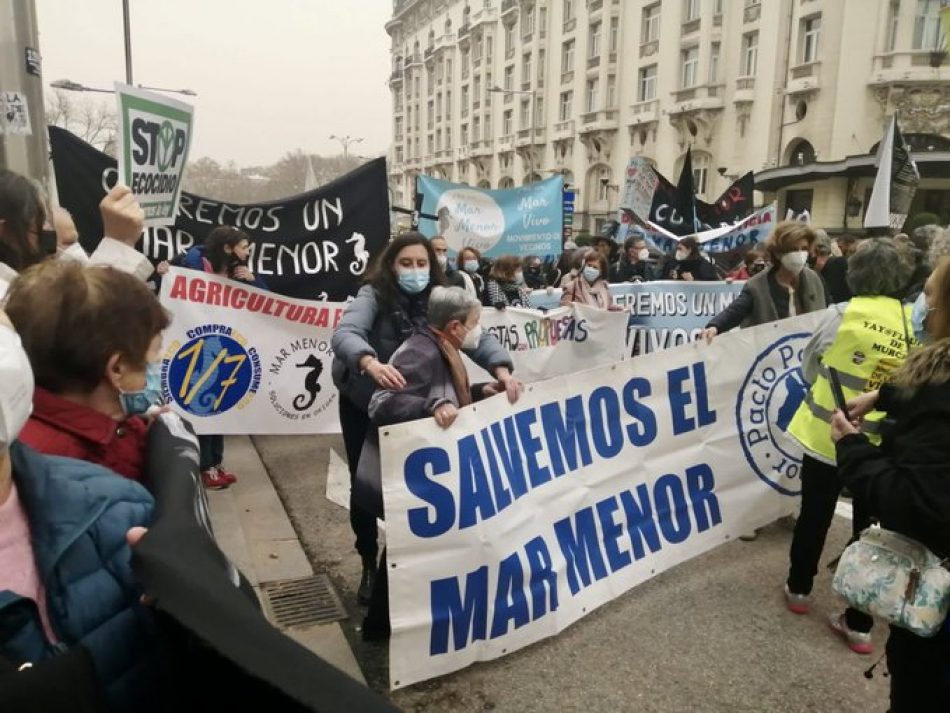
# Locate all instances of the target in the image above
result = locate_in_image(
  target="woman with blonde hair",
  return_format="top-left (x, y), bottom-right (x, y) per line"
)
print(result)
top-left (831, 257), bottom-right (950, 710)
top-left (484, 254), bottom-right (534, 309)
top-left (704, 221), bottom-right (829, 341)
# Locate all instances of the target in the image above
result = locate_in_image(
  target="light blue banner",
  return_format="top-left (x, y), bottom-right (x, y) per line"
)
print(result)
top-left (417, 175), bottom-right (564, 258)
top-left (531, 280), bottom-right (744, 354)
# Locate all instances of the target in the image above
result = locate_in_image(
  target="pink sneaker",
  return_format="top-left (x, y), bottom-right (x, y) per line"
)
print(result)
top-left (784, 584), bottom-right (811, 615)
top-left (828, 613), bottom-right (874, 654)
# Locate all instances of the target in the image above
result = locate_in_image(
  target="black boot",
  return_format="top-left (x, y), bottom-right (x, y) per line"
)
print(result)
top-left (361, 551), bottom-right (390, 642)
top-left (357, 555), bottom-right (376, 605)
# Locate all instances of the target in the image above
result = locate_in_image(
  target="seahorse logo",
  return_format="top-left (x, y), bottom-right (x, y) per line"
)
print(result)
top-left (347, 232), bottom-right (370, 275)
top-left (293, 354), bottom-right (324, 411)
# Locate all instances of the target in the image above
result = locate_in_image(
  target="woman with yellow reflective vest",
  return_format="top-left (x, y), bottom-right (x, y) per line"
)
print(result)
top-left (783, 238), bottom-right (918, 656)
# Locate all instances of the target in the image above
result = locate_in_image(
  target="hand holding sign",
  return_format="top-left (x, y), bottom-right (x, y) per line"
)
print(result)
top-left (100, 184), bottom-right (145, 246)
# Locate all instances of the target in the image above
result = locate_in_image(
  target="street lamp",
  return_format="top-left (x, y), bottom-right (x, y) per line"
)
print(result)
top-left (488, 85), bottom-right (537, 184)
top-left (330, 134), bottom-right (364, 158)
top-left (50, 79), bottom-right (197, 96)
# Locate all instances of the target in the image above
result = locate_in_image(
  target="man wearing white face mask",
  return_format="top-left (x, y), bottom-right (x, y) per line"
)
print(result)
top-left (0, 310), bottom-right (159, 711)
top-left (429, 235), bottom-right (477, 299)
top-left (353, 286), bottom-right (517, 640)
top-left (703, 222), bottom-right (829, 343)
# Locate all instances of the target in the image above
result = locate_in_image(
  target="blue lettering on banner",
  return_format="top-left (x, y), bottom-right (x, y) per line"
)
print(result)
top-left (404, 370), bottom-right (717, 537)
top-left (735, 333), bottom-right (811, 496)
top-left (426, 464), bottom-right (723, 654)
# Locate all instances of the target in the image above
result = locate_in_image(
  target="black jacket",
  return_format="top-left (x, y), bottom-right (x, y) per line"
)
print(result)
top-left (610, 258), bottom-right (654, 283)
top-left (837, 382), bottom-right (950, 559)
top-left (661, 256), bottom-right (719, 281)
top-left (817, 255), bottom-right (851, 304)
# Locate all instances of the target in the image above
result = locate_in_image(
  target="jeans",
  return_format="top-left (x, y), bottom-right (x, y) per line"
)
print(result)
top-left (198, 434), bottom-right (224, 471)
top-left (787, 454), bottom-right (873, 633)
top-left (339, 395), bottom-right (379, 561)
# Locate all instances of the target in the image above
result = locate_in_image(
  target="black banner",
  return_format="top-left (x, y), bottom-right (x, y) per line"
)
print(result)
top-left (49, 126), bottom-right (390, 301)
top-left (649, 158), bottom-right (754, 236)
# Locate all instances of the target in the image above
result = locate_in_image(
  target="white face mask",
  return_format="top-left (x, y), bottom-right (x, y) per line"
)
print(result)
top-left (780, 250), bottom-right (809, 274)
top-left (436, 255), bottom-right (448, 269)
top-left (58, 242), bottom-right (90, 264)
top-left (461, 323), bottom-right (482, 350)
top-left (0, 325), bottom-right (34, 450)
top-left (675, 249), bottom-right (690, 262)
top-left (637, 248), bottom-right (650, 261)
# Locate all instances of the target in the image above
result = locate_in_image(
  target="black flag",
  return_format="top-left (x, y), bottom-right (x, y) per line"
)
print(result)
top-left (650, 147), bottom-right (699, 236)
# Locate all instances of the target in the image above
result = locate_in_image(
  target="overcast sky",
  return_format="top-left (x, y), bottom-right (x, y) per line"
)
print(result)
top-left (36, 0), bottom-right (393, 166)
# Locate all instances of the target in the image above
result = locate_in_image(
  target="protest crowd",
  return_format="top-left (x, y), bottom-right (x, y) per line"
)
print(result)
top-left (2, 63), bottom-right (950, 713)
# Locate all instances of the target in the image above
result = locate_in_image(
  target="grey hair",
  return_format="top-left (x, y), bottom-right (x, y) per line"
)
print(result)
top-left (913, 224), bottom-right (942, 249)
top-left (814, 229), bottom-right (832, 255)
top-left (427, 286), bottom-right (481, 329)
top-left (846, 237), bottom-right (914, 297)
top-left (929, 228), bottom-right (950, 267)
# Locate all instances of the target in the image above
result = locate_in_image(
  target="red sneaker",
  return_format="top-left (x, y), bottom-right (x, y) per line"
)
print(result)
top-left (216, 466), bottom-right (238, 485)
top-left (201, 467), bottom-right (230, 490)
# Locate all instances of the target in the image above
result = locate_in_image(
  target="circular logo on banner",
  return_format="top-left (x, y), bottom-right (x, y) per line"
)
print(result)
top-left (164, 326), bottom-right (262, 417)
top-left (735, 332), bottom-right (811, 496)
top-left (156, 121), bottom-right (178, 172)
top-left (267, 338), bottom-right (336, 423)
top-left (436, 188), bottom-right (505, 254)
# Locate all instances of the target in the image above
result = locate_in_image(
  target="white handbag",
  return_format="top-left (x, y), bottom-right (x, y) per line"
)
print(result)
top-left (832, 527), bottom-right (950, 637)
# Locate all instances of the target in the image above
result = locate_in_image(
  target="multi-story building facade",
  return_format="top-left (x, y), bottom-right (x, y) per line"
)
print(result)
top-left (386, 0), bottom-right (950, 235)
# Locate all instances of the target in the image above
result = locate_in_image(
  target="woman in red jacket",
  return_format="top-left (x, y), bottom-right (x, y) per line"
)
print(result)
top-left (4, 260), bottom-right (169, 481)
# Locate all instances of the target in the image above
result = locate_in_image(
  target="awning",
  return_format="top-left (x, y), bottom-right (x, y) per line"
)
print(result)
top-left (754, 151), bottom-right (950, 192)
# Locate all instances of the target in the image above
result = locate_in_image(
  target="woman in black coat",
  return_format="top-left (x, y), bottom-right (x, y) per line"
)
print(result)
top-left (662, 236), bottom-right (719, 282)
top-left (830, 259), bottom-right (950, 713)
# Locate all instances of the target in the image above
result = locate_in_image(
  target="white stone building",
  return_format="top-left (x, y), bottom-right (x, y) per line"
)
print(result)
top-left (386, 0), bottom-right (950, 235)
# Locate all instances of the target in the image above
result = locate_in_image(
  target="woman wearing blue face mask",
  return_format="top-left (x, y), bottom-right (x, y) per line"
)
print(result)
top-left (332, 232), bottom-right (519, 605)
top-left (560, 248), bottom-right (619, 310)
top-left (458, 246), bottom-right (486, 302)
top-left (4, 260), bottom-right (170, 483)
top-left (484, 254), bottom-right (535, 309)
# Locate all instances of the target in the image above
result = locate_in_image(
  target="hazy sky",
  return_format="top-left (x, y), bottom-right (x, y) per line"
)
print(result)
top-left (35, 0), bottom-right (393, 166)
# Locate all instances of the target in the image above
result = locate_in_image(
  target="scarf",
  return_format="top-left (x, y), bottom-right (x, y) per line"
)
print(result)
top-left (430, 328), bottom-right (473, 407)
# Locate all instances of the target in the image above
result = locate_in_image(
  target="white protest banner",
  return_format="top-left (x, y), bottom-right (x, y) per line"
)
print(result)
top-left (158, 267), bottom-right (341, 434)
top-left (381, 312), bottom-right (820, 688)
top-left (0, 91), bottom-right (31, 135)
top-left (644, 203), bottom-right (778, 254)
top-left (465, 303), bottom-right (630, 383)
top-left (530, 282), bottom-right (744, 356)
top-left (115, 83), bottom-right (194, 227)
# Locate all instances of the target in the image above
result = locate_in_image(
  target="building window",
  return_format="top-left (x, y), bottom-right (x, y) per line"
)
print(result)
top-left (461, 124), bottom-right (468, 145)
top-left (473, 76), bottom-right (481, 102)
top-left (638, 65), bottom-right (657, 101)
top-left (428, 135), bottom-right (434, 154)
top-left (563, 0), bottom-right (574, 22)
top-left (589, 21), bottom-right (601, 58)
top-left (586, 78), bottom-right (598, 112)
top-left (642, 4), bottom-right (661, 44)
top-left (693, 165), bottom-right (708, 195)
top-left (745, 0), bottom-right (760, 6)
top-left (714, 0), bottom-right (723, 14)
top-left (535, 96), bottom-right (543, 126)
top-left (505, 23), bottom-right (515, 52)
top-left (520, 98), bottom-right (530, 127)
top-left (503, 109), bottom-right (513, 135)
top-left (473, 36), bottom-right (483, 60)
top-left (597, 168), bottom-right (610, 201)
top-left (522, 4), bottom-right (535, 37)
top-left (684, 0), bottom-right (701, 22)
top-left (538, 49), bottom-right (546, 78)
top-left (446, 91), bottom-right (452, 117)
top-left (523, 52), bottom-right (533, 82)
top-left (562, 39), bottom-right (576, 72)
top-left (461, 85), bottom-right (469, 109)
top-left (609, 18), bottom-right (619, 52)
top-left (427, 100), bottom-right (434, 123)
top-left (445, 128), bottom-right (452, 149)
top-left (802, 15), bottom-right (821, 63)
top-left (446, 59), bottom-right (452, 80)
top-left (681, 46), bottom-right (699, 88)
top-left (742, 31), bottom-right (758, 76)
top-left (414, 76), bottom-right (421, 97)
top-left (606, 75), bottom-right (617, 107)
top-left (914, 0), bottom-right (946, 50)
top-left (887, 0), bottom-right (900, 51)
top-left (504, 64), bottom-right (515, 90)
top-left (559, 90), bottom-right (573, 120)
top-left (709, 42), bottom-right (721, 83)
top-left (473, 116), bottom-right (481, 141)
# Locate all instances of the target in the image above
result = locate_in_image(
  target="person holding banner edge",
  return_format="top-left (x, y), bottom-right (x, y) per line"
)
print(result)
top-left (703, 222), bottom-right (828, 343)
top-left (783, 238), bottom-right (916, 655)
top-left (332, 233), bottom-right (519, 605)
top-left (354, 285), bottom-right (518, 640)
top-left (560, 249), bottom-right (621, 311)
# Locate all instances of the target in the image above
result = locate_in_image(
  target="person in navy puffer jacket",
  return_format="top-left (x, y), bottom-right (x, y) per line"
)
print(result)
top-left (0, 313), bottom-right (158, 712)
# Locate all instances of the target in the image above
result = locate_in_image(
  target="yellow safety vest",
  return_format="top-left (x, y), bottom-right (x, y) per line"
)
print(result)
top-left (788, 296), bottom-right (916, 464)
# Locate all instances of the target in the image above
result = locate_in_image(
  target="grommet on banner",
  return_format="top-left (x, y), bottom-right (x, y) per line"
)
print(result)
top-left (383, 431), bottom-right (389, 437)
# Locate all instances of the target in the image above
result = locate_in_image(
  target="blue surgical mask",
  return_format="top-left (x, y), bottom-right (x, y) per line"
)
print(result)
top-left (583, 266), bottom-right (601, 283)
top-left (911, 292), bottom-right (934, 344)
top-left (397, 268), bottom-right (430, 294)
top-left (119, 362), bottom-right (165, 416)
top-left (463, 260), bottom-right (479, 273)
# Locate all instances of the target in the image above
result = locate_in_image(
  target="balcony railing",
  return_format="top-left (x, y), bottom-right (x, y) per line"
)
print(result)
top-left (629, 99), bottom-right (659, 124)
top-left (640, 40), bottom-right (659, 58)
top-left (736, 77), bottom-right (756, 90)
top-left (563, 18), bottom-right (577, 33)
top-left (561, 70), bottom-right (575, 84)
top-left (744, 4), bottom-right (761, 22)
top-left (790, 61), bottom-right (819, 79)
top-left (588, 55), bottom-right (600, 69)
top-left (681, 18), bottom-right (700, 35)
top-left (502, 0), bottom-right (519, 15)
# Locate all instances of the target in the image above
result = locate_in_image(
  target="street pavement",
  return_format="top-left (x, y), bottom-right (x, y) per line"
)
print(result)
top-left (253, 433), bottom-right (892, 713)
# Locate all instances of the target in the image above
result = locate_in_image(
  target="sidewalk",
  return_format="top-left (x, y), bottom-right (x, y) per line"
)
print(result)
top-left (205, 435), bottom-right (366, 684)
